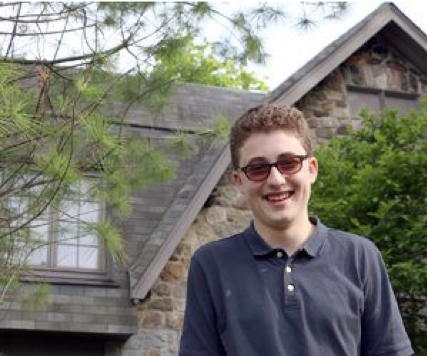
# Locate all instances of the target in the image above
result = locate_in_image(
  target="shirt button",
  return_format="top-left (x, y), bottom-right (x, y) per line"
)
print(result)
top-left (276, 251), bottom-right (284, 258)
top-left (287, 284), bottom-right (295, 292)
top-left (285, 266), bottom-right (292, 273)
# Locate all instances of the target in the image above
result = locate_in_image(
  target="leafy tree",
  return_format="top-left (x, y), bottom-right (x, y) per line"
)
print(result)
top-left (153, 37), bottom-right (269, 91)
top-left (0, 2), bottom-right (348, 305)
top-left (311, 106), bottom-right (427, 355)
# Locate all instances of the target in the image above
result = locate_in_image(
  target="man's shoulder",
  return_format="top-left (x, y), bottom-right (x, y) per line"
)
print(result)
top-left (322, 225), bottom-right (386, 281)
top-left (192, 230), bottom-right (247, 265)
top-left (325, 225), bottom-right (380, 257)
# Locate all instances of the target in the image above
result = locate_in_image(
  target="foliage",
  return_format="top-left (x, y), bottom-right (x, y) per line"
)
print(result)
top-left (152, 37), bottom-right (269, 91)
top-left (0, 64), bottom-right (175, 305)
top-left (311, 106), bottom-right (427, 355)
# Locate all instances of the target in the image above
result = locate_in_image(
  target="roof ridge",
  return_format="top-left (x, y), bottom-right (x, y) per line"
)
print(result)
top-left (267, 2), bottom-right (398, 103)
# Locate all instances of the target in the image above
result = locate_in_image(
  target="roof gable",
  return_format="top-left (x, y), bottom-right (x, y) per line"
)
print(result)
top-left (268, 3), bottom-right (427, 106)
top-left (126, 84), bottom-right (263, 301)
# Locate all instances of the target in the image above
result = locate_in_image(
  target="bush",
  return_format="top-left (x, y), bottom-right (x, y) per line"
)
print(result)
top-left (311, 106), bottom-right (427, 355)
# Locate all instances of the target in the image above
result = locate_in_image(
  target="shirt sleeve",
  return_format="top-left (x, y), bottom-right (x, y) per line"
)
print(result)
top-left (361, 246), bottom-right (413, 356)
top-left (179, 255), bottom-right (226, 356)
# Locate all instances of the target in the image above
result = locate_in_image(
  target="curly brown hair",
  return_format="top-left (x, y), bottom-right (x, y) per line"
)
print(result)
top-left (229, 104), bottom-right (313, 169)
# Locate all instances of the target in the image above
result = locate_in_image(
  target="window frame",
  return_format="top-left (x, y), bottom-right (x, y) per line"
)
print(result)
top-left (347, 84), bottom-right (420, 116)
top-left (24, 177), bottom-right (115, 284)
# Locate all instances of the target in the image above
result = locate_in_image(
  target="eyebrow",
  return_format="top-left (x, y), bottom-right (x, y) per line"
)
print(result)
top-left (245, 152), bottom-right (303, 165)
top-left (246, 156), bottom-right (267, 165)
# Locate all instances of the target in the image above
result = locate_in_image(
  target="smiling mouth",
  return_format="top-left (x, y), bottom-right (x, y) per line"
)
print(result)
top-left (264, 191), bottom-right (294, 202)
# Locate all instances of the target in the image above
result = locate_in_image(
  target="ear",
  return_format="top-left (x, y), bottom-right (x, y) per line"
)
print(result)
top-left (232, 170), bottom-right (245, 194)
top-left (308, 157), bottom-right (318, 184)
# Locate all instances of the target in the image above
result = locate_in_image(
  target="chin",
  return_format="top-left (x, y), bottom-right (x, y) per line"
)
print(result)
top-left (267, 216), bottom-right (294, 229)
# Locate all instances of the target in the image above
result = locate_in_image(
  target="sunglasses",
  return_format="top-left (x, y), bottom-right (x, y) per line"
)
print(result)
top-left (239, 154), bottom-right (309, 182)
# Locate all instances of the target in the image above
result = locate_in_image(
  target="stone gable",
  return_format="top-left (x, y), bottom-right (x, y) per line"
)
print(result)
top-left (297, 34), bottom-right (427, 146)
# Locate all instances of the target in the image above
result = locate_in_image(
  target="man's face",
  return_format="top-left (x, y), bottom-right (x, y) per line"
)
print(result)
top-left (233, 130), bottom-right (318, 232)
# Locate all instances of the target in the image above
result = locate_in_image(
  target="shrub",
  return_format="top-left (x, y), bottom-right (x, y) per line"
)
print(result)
top-left (311, 105), bottom-right (427, 355)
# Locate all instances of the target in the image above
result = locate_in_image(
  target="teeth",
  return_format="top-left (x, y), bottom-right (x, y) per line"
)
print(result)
top-left (266, 192), bottom-right (292, 201)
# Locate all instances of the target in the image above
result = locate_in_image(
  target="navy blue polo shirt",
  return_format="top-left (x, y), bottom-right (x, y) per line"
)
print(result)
top-left (179, 218), bottom-right (413, 356)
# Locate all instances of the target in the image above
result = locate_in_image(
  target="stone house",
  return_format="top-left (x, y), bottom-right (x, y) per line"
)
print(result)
top-left (1, 3), bottom-right (426, 356)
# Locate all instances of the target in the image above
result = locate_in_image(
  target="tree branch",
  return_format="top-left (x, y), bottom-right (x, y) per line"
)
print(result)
top-left (5, 2), bottom-right (22, 58)
top-left (0, 23), bottom-right (97, 37)
top-left (1, 37), bottom-right (132, 65)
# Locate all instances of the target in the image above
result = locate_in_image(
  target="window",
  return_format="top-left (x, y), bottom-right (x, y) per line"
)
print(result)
top-left (53, 180), bottom-right (103, 271)
top-left (7, 178), bottom-right (104, 273)
top-left (347, 85), bottom-right (420, 117)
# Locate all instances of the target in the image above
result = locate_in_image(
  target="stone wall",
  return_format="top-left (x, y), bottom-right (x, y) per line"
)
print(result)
top-left (122, 35), bottom-right (427, 356)
top-left (122, 170), bottom-right (252, 356)
top-left (297, 34), bottom-right (427, 146)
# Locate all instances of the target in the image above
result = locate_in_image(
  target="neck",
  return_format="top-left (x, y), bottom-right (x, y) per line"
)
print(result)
top-left (254, 215), bottom-right (314, 256)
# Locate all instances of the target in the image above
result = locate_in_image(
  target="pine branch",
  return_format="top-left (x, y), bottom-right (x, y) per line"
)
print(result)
top-left (5, 2), bottom-right (22, 58)
top-left (0, 37), bottom-right (132, 65)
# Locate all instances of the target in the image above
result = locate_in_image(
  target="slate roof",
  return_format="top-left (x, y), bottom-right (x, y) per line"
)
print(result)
top-left (127, 3), bottom-right (427, 301)
top-left (119, 84), bottom-right (264, 300)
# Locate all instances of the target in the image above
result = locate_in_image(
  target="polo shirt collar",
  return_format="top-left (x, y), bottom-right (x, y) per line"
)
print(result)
top-left (303, 216), bottom-right (328, 257)
top-left (244, 216), bottom-right (328, 258)
top-left (244, 221), bottom-right (275, 257)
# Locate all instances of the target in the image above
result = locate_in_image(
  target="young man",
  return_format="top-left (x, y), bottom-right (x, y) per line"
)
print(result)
top-left (179, 104), bottom-right (413, 356)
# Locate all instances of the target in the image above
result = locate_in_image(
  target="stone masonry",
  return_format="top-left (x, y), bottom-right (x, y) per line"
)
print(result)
top-left (122, 169), bottom-right (252, 356)
top-left (298, 34), bottom-right (427, 146)
top-left (122, 35), bottom-right (427, 356)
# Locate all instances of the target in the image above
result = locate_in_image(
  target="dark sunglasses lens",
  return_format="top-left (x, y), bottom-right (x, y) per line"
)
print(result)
top-left (277, 158), bottom-right (301, 174)
top-left (246, 164), bottom-right (270, 181)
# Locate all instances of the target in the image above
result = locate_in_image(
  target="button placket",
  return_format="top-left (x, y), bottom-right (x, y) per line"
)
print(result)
top-left (283, 259), bottom-right (297, 306)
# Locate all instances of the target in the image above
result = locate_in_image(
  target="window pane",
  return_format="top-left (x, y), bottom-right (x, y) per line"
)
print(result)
top-left (28, 220), bottom-right (49, 266)
top-left (385, 96), bottom-right (420, 115)
top-left (347, 90), bottom-right (381, 117)
top-left (78, 247), bottom-right (98, 269)
top-left (58, 222), bottom-right (79, 244)
top-left (80, 202), bottom-right (99, 223)
top-left (79, 233), bottom-right (98, 246)
top-left (60, 201), bottom-right (80, 222)
top-left (80, 180), bottom-right (95, 198)
top-left (27, 245), bottom-right (48, 266)
top-left (57, 244), bottom-right (78, 268)
top-left (29, 178), bottom-right (104, 271)
top-left (31, 220), bottom-right (49, 240)
top-left (9, 197), bottom-right (27, 217)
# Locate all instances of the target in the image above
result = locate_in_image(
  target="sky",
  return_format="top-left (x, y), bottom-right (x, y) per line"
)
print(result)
top-left (1, 1), bottom-right (425, 93)
top-left (248, 1), bottom-right (427, 90)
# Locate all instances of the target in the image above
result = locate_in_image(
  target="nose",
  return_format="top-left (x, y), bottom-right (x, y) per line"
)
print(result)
top-left (267, 166), bottom-right (286, 185)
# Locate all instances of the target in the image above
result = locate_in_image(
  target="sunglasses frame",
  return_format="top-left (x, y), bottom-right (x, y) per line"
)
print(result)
top-left (239, 154), bottom-right (309, 182)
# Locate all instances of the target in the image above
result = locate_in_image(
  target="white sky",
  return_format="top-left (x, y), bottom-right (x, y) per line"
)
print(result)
top-left (1, 1), bottom-right (424, 92)
top-left (247, 1), bottom-right (427, 90)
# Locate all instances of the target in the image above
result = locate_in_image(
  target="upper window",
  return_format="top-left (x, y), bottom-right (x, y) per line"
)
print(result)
top-left (347, 86), bottom-right (420, 117)
top-left (54, 180), bottom-right (102, 270)
top-left (8, 179), bottom-right (104, 273)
